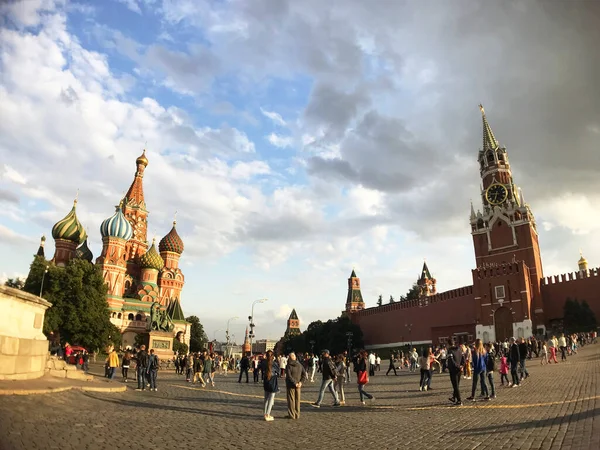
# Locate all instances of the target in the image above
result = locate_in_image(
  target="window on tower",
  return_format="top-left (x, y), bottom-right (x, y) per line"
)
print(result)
top-left (487, 151), bottom-right (495, 164)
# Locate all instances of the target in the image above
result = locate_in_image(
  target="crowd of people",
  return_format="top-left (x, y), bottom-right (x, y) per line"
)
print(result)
top-left (55, 330), bottom-right (597, 419)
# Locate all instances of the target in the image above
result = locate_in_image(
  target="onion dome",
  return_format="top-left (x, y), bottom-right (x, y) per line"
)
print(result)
top-left (51, 200), bottom-right (86, 244)
top-left (75, 239), bottom-right (93, 262)
top-left (140, 239), bottom-right (164, 271)
top-left (136, 149), bottom-right (148, 167)
top-left (100, 205), bottom-right (133, 241)
top-left (159, 221), bottom-right (184, 254)
top-left (578, 251), bottom-right (588, 270)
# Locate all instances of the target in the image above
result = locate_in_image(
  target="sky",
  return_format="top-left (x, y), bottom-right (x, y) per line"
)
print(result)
top-left (1, 0), bottom-right (599, 342)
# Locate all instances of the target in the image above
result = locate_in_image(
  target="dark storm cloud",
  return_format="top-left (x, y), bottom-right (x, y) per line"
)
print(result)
top-left (149, 0), bottom-right (600, 240)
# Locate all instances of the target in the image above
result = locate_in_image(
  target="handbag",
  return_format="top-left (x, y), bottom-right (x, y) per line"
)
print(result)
top-left (357, 370), bottom-right (368, 385)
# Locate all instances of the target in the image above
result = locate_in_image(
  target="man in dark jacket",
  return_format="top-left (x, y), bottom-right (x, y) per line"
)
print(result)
top-left (136, 345), bottom-right (149, 391)
top-left (509, 337), bottom-right (520, 386)
top-left (446, 338), bottom-right (465, 406)
top-left (310, 349), bottom-right (340, 408)
top-left (518, 338), bottom-right (529, 380)
top-left (285, 352), bottom-right (307, 419)
top-left (238, 354), bottom-right (250, 383)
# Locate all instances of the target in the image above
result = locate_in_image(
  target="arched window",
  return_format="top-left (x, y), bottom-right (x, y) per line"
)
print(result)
top-left (128, 313), bottom-right (134, 321)
top-left (135, 314), bottom-right (142, 321)
top-left (117, 313), bottom-right (122, 319)
top-left (111, 312), bottom-right (116, 318)
top-left (486, 151), bottom-right (495, 164)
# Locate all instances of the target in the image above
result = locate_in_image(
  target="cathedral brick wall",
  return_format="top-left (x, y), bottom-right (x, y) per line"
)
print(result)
top-left (541, 268), bottom-right (600, 322)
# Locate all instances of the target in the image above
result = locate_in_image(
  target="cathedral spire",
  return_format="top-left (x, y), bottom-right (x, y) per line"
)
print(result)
top-left (479, 104), bottom-right (499, 151)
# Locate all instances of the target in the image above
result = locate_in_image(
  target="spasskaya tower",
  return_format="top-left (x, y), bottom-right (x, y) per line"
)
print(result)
top-left (470, 105), bottom-right (545, 340)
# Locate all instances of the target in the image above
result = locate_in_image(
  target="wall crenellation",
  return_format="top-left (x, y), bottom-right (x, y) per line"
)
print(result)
top-left (472, 261), bottom-right (522, 280)
top-left (541, 267), bottom-right (599, 286)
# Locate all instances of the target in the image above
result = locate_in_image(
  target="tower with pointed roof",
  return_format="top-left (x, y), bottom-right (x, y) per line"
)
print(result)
top-left (122, 150), bottom-right (150, 270)
top-left (471, 105), bottom-right (544, 337)
top-left (242, 326), bottom-right (251, 354)
top-left (578, 251), bottom-right (588, 273)
top-left (416, 261), bottom-right (436, 297)
top-left (284, 309), bottom-right (301, 337)
top-left (345, 269), bottom-right (365, 312)
top-left (36, 236), bottom-right (46, 258)
top-left (158, 220), bottom-right (185, 307)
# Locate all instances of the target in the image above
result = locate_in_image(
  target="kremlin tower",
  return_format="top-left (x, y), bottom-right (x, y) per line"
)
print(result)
top-left (48, 150), bottom-right (190, 349)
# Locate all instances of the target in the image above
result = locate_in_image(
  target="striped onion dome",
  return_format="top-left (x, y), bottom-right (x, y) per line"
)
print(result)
top-left (100, 206), bottom-right (133, 241)
top-left (140, 239), bottom-right (164, 271)
top-left (51, 200), bottom-right (87, 244)
top-left (159, 221), bottom-right (184, 254)
top-left (75, 239), bottom-right (93, 262)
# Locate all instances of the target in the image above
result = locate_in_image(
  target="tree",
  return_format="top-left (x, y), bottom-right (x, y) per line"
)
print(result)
top-left (281, 315), bottom-right (364, 356)
top-left (563, 298), bottom-right (598, 333)
top-left (389, 295), bottom-right (395, 304)
top-left (23, 255), bottom-right (118, 351)
top-left (134, 333), bottom-right (148, 349)
top-left (186, 315), bottom-right (208, 352)
top-left (405, 283), bottom-right (420, 301)
top-left (4, 277), bottom-right (25, 289)
top-left (377, 294), bottom-right (383, 307)
top-left (173, 339), bottom-right (189, 355)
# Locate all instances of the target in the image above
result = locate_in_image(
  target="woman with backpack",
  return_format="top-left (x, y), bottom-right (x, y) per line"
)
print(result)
top-left (355, 350), bottom-right (375, 405)
top-left (262, 350), bottom-right (280, 421)
top-left (334, 353), bottom-right (347, 405)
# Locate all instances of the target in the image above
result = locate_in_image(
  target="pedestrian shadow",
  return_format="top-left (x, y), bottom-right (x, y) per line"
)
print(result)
top-left (463, 407), bottom-right (600, 435)
top-left (81, 392), bottom-right (256, 420)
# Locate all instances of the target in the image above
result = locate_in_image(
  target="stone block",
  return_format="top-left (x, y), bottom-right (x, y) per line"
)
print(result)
top-left (32, 339), bottom-right (49, 356)
top-left (18, 338), bottom-right (33, 356)
top-left (15, 355), bottom-right (32, 374)
top-left (46, 359), bottom-right (54, 370)
top-left (30, 355), bottom-right (44, 372)
top-left (0, 335), bottom-right (19, 356)
top-left (64, 364), bottom-right (77, 371)
top-left (47, 369), bottom-right (66, 378)
top-left (54, 359), bottom-right (66, 370)
top-left (0, 355), bottom-right (16, 374)
top-left (66, 370), bottom-right (89, 380)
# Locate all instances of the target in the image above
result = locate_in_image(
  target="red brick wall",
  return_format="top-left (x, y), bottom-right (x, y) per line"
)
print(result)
top-left (541, 268), bottom-right (600, 322)
top-left (352, 287), bottom-right (475, 346)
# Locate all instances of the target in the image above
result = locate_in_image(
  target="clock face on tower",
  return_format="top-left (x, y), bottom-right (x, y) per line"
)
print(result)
top-left (486, 183), bottom-right (508, 205)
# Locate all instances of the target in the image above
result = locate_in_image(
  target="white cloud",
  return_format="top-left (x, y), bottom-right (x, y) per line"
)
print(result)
top-left (113, 0), bottom-right (142, 14)
top-left (267, 133), bottom-right (293, 148)
top-left (260, 108), bottom-right (287, 127)
top-left (0, 165), bottom-right (27, 185)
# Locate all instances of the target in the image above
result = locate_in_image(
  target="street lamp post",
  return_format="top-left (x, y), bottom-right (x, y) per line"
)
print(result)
top-left (248, 298), bottom-right (268, 356)
top-left (309, 340), bottom-right (315, 355)
top-left (39, 265), bottom-right (49, 297)
top-left (405, 323), bottom-right (413, 349)
top-left (225, 316), bottom-right (238, 358)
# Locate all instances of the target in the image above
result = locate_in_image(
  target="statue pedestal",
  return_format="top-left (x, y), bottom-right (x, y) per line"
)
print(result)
top-left (148, 331), bottom-right (173, 361)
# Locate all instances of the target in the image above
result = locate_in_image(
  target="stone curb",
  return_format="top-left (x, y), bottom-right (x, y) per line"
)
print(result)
top-left (0, 384), bottom-right (127, 396)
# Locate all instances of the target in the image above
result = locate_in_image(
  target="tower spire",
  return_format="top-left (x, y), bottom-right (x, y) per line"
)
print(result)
top-left (479, 104), bottom-right (499, 151)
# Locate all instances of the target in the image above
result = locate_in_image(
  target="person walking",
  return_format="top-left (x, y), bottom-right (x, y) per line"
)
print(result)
top-left (386, 353), bottom-right (397, 376)
top-left (106, 347), bottom-right (119, 381)
top-left (548, 335), bottom-right (558, 363)
top-left (467, 339), bottom-right (488, 401)
top-left (285, 352), bottom-right (307, 419)
top-left (147, 349), bottom-right (159, 391)
top-left (508, 337), bottom-right (520, 387)
top-left (262, 350), bottom-right (280, 421)
top-left (310, 349), bottom-right (340, 408)
top-left (334, 354), bottom-right (347, 405)
top-left (446, 338), bottom-right (464, 406)
top-left (355, 350), bottom-right (375, 405)
top-left (135, 345), bottom-right (149, 391)
top-left (121, 351), bottom-right (131, 382)
top-left (203, 352), bottom-right (214, 387)
top-left (238, 353), bottom-right (250, 383)
top-left (558, 333), bottom-right (568, 362)
top-left (484, 343), bottom-right (496, 399)
top-left (499, 353), bottom-right (509, 386)
top-left (540, 341), bottom-right (548, 365)
top-left (518, 338), bottom-right (530, 380)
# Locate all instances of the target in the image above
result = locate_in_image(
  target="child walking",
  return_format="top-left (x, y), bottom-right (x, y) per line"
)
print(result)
top-left (499, 354), bottom-right (509, 386)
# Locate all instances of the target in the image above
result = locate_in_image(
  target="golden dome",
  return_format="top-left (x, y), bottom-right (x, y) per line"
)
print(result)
top-left (136, 149), bottom-right (148, 167)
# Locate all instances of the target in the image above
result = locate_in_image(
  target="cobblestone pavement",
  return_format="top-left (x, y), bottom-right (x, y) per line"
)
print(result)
top-left (1, 344), bottom-right (599, 450)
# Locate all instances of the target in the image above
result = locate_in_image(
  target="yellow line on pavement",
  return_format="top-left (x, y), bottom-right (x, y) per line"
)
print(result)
top-left (169, 384), bottom-right (600, 411)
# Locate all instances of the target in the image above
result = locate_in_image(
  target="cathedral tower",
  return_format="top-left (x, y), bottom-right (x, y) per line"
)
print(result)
top-left (51, 199), bottom-right (87, 267)
top-left (471, 105), bottom-right (544, 338)
top-left (123, 150), bottom-right (150, 271)
top-left (158, 220), bottom-right (185, 305)
top-left (345, 269), bottom-right (365, 312)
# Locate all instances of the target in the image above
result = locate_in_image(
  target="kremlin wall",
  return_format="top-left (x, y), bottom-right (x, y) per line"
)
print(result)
top-left (346, 107), bottom-right (600, 349)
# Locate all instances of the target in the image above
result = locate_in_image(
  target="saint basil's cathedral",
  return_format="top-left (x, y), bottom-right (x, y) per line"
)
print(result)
top-left (44, 150), bottom-right (190, 349)
top-left (346, 107), bottom-right (600, 349)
